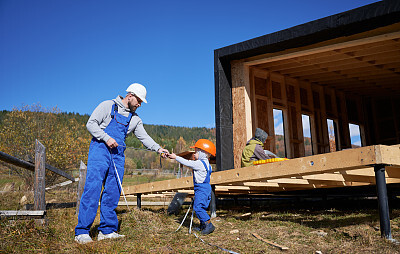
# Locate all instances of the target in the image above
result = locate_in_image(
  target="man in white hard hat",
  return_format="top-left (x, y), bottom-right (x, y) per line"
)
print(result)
top-left (74, 83), bottom-right (169, 244)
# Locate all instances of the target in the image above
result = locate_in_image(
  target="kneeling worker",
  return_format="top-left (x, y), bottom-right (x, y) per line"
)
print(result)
top-left (168, 139), bottom-right (216, 235)
top-left (241, 128), bottom-right (277, 167)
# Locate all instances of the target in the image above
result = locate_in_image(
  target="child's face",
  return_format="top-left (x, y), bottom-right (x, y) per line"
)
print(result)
top-left (194, 148), bottom-right (200, 160)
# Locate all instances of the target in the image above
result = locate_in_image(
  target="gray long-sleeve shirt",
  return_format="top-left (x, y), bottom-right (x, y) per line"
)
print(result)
top-left (86, 95), bottom-right (161, 152)
top-left (175, 150), bottom-right (211, 184)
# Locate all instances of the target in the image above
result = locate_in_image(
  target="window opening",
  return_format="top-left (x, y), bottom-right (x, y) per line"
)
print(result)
top-left (327, 119), bottom-right (337, 152)
top-left (349, 123), bottom-right (362, 148)
top-left (273, 109), bottom-right (286, 157)
top-left (302, 114), bottom-right (313, 156)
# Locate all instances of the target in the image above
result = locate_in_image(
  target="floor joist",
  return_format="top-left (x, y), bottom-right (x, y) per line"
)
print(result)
top-left (124, 145), bottom-right (400, 196)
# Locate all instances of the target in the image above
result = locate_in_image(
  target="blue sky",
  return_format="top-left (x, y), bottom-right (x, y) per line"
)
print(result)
top-left (0, 0), bottom-right (379, 128)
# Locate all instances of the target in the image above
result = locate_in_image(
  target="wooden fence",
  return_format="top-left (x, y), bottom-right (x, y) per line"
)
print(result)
top-left (0, 139), bottom-right (86, 224)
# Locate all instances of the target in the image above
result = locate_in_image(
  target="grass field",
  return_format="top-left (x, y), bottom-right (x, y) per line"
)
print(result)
top-left (1, 172), bottom-right (400, 253)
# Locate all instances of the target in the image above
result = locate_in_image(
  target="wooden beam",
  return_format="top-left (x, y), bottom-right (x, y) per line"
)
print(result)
top-left (76, 161), bottom-right (87, 215)
top-left (125, 145), bottom-right (400, 195)
top-left (0, 150), bottom-right (75, 181)
top-left (34, 140), bottom-right (46, 211)
top-left (252, 232), bottom-right (289, 251)
top-left (0, 210), bottom-right (46, 216)
top-left (0, 150), bottom-right (36, 171)
top-left (244, 31), bottom-right (400, 66)
top-left (231, 60), bottom-right (252, 169)
top-left (45, 178), bottom-right (79, 191)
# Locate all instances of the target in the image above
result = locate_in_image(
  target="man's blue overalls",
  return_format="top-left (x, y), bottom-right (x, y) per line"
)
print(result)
top-left (75, 104), bottom-right (132, 236)
top-left (193, 160), bottom-right (212, 223)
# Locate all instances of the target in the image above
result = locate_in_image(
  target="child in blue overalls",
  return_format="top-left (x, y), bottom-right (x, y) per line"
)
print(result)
top-left (168, 139), bottom-right (216, 235)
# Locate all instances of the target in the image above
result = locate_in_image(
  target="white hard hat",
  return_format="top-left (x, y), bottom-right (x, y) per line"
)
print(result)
top-left (126, 83), bottom-right (147, 103)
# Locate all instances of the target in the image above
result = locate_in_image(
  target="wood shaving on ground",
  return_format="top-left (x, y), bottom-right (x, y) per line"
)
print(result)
top-left (252, 233), bottom-right (289, 251)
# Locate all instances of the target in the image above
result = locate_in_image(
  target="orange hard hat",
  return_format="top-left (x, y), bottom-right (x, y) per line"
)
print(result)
top-left (190, 139), bottom-right (216, 157)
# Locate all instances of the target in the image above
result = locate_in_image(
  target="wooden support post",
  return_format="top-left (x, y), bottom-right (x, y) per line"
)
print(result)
top-left (34, 140), bottom-right (46, 211)
top-left (374, 164), bottom-right (392, 239)
top-left (76, 161), bottom-right (87, 215)
top-left (210, 185), bottom-right (217, 218)
top-left (137, 193), bottom-right (142, 209)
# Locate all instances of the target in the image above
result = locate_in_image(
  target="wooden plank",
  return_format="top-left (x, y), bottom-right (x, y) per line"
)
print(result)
top-left (252, 233), bottom-right (289, 251)
top-left (300, 173), bottom-right (373, 183)
top-left (244, 31), bottom-right (400, 66)
top-left (0, 210), bottom-right (46, 216)
top-left (76, 161), bottom-right (87, 214)
top-left (34, 140), bottom-right (46, 211)
top-left (45, 178), bottom-right (79, 191)
top-left (0, 150), bottom-right (75, 181)
top-left (243, 182), bottom-right (280, 187)
top-left (376, 145), bottom-right (400, 165)
top-left (125, 145), bottom-right (397, 195)
top-left (44, 163), bottom-right (75, 182)
top-left (117, 201), bottom-right (173, 206)
top-left (340, 166), bottom-right (400, 178)
top-left (0, 150), bottom-right (35, 171)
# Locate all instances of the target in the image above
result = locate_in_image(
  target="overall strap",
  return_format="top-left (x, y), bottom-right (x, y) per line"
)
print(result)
top-left (200, 160), bottom-right (211, 174)
top-left (110, 103), bottom-right (118, 118)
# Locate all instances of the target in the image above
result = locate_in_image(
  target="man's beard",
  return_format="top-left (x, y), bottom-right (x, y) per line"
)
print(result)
top-left (128, 101), bottom-right (137, 113)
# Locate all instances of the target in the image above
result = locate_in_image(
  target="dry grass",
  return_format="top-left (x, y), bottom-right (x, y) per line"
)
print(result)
top-left (1, 170), bottom-right (400, 253)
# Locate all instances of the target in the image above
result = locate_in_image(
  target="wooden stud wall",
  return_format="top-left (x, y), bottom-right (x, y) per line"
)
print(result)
top-left (246, 68), bottom-right (366, 160)
top-left (229, 30), bottom-right (400, 168)
top-left (230, 62), bottom-right (378, 168)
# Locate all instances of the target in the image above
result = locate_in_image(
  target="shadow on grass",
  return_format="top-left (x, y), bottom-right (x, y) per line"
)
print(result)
top-left (89, 217), bottom-right (123, 238)
top-left (218, 198), bottom-right (400, 230)
top-left (259, 209), bottom-right (379, 229)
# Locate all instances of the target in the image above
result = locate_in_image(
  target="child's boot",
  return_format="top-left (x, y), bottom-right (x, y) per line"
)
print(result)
top-left (193, 221), bottom-right (205, 232)
top-left (201, 220), bottom-right (215, 235)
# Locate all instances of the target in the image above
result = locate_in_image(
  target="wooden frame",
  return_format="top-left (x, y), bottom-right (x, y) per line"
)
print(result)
top-left (125, 145), bottom-right (400, 195)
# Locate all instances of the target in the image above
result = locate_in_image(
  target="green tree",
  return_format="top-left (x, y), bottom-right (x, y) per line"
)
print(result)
top-left (0, 104), bottom-right (91, 188)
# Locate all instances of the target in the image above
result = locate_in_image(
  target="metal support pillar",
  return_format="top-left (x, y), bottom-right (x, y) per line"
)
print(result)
top-left (374, 164), bottom-right (392, 239)
top-left (137, 193), bottom-right (142, 210)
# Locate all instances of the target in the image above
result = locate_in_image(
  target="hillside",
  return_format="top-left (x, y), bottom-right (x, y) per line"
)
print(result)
top-left (0, 108), bottom-right (215, 170)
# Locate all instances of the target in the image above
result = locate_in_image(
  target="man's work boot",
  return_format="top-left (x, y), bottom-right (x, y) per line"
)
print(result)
top-left (97, 231), bottom-right (125, 241)
top-left (74, 234), bottom-right (93, 244)
top-left (201, 221), bottom-right (215, 235)
top-left (193, 222), bottom-right (205, 232)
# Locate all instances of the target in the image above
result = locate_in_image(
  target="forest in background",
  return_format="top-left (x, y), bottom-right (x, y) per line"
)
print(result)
top-left (0, 106), bottom-right (215, 186)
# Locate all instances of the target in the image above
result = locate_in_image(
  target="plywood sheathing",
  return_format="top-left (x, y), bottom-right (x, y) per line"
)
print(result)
top-left (124, 145), bottom-right (400, 196)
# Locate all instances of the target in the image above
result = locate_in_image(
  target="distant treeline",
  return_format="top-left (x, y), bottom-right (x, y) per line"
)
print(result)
top-left (0, 109), bottom-right (215, 156)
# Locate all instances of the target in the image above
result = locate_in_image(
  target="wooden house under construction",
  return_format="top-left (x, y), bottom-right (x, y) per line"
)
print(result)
top-left (125, 1), bottom-right (400, 238)
top-left (215, 0), bottom-right (400, 170)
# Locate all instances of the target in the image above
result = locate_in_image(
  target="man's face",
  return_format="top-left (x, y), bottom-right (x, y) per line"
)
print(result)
top-left (127, 94), bottom-right (142, 112)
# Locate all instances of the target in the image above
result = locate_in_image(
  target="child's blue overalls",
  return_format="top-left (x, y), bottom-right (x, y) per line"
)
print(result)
top-left (75, 104), bottom-right (132, 235)
top-left (193, 160), bottom-right (212, 223)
